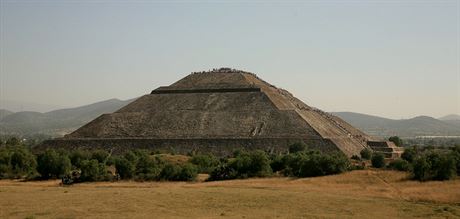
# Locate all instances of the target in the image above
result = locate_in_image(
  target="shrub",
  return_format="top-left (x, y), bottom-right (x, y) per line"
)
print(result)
top-left (91, 150), bottom-right (110, 164)
top-left (37, 149), bottom-right (71, 179)
top-left (351, 155), bottom-right (361, 160)
top-left (244, 150), bottom-right (272, 177)
top-left (79, 159), bottom-right (109, 182)
top-left (289, 142), bottom-right (307, 153)
top-left (451, 148), bottom-right (460, 176)
top-left (0, 148), bottom-right (11, 175)
top-left (208, 150), bottom-right (272, 181)
top-left (159, 163), bottom-right (182, 181)
top-left (371, 153), bottom-right (385, 168)
top-left (434, 154), bottom-right (456, 180)
top-left (387, 159), bottom-right (411, 171)
top-left (177, 163), bottom-right (198, 181)
top-left (412, 157), bottom-right (431, 181)
top-left (135, 152), bottom-right (163, 180)
top-left (360, 148), bottom-right (372, 160)
top-left (297, 151), bottom-right (350, 177)
top-left (10, 147), bottom-right (36, 177)
top-left (6, 137), bottom-right (21, 147)
top-left (0, 146), bottom-right (36, 178)
top-left (411, 151), bottom-right (457, 181)
top-left (115, 157), bottom-right (135, 179)
top-left (270, 154), bottom-right (286, 172)
top-left (69, 150), bottom-right (90, 168)
top-left (208, 162), bottom-right (238, 181)
top-left (389, 136), bottom-right (403, 147)
top-left (401, 147), bottom-right (416, 162)
top-left (190, 154), bottom-right (219, 173)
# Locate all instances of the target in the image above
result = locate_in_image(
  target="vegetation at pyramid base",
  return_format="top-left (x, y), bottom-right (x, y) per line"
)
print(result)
top-left (0, 138), bottom-right (459, 182)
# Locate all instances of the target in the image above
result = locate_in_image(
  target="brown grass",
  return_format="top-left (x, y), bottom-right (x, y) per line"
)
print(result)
top-left (0, 170), bottom-right (459, 219)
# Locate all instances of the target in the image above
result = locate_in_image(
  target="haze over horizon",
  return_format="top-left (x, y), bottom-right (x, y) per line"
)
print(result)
top-left (1, 0), bottom-right (459, 119)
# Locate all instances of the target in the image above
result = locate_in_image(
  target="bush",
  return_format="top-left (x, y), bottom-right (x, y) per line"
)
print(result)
top-left (401, 147), bottom-right (416, 162)
top-left (135, 152), bottom-right (163, 180)
top-left (270, 154), bottom-right (285, 172)
top-left (10, 147), bottom-right (36, 177)
top-left (190, 154), bottom-right (219, 173)
top-left (451, 148), bottom-right (460, 176)
top-left (69, 150), bottom-right (90, 168)
top-left (371, 153), bottom-right (385, 168)
top-left (177, 163), bottom-right (198, 181)
top-left (0, 146), bottom-right (36, 178)
top-left (208, 162), bottom-right (238, 181)
top-left (389, 136), bottom-right (403, 147)
top-left (208, 150), bottom-right (272, 181)
top-left (434, 154), bottom-right (456, 180)
top-left (79, 159), bottom-right (109, 182)
top-left (244, 150), bottom-right (272, 177)
top-left (115, 157), bottom-right (135, 179)
top-left (159, 163), bottom-right (182, 180)
top-left (360, 148), bottom-right (372, 160)
top-left (388, 159), bottom-right (411, 171)
top-left (289, 142), bottom-right (307, 153)
top-left (412, 151), bottom-right (457, 181)
top-left (351, 155), bottom-right (361, 160)
top-left (91, 150), bottom-right (110, 164)
top-left (37, 149), bottom-right (71, 179)
top-left (412, 157), bottom-right (431, 181)
top-left (0, 148), bottom-right (11, 176)
top-left (297, 151), bottom-right (350, 177)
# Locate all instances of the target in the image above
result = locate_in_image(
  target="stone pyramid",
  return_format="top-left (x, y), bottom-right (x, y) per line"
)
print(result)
top-left (41, 68), bottom-right (378, 157)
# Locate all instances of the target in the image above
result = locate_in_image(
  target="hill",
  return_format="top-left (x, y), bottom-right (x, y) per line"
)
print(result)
top-left (439, 114), bottom-right (460, 121)
top-left (0, 98), bottom-right (135, 137)
top-left (0, 109), bottom-right (13, 120)
top-left (2, 97), bottom-right (459, 139)
top-left (333, 112), bottom-right (460, 138)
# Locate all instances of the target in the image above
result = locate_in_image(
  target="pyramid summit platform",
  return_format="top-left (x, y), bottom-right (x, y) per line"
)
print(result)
top-left (40, 68), bottom-right (395, 157)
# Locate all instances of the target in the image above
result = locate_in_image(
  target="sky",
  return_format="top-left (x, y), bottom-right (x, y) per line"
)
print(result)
top-left (0, 0), bottom-right (459, 119)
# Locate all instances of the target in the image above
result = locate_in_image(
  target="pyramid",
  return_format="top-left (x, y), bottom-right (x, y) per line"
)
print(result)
top-left (40, 68), bottom-right (381, 157)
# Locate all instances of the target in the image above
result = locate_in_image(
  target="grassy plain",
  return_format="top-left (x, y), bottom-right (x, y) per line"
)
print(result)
top-left (0, 170), bottom-right (459, 219)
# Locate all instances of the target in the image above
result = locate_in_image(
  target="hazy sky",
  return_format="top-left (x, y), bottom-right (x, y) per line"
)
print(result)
top-left (0, 0), bottom-right (459, 119)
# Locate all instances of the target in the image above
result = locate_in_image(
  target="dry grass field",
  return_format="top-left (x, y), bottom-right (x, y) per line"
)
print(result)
top-left (0, 170), bottom-right (459, 219)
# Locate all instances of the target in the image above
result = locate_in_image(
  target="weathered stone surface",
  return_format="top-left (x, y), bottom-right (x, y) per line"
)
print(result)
top-left (39, 68), bottom-right (381, 156)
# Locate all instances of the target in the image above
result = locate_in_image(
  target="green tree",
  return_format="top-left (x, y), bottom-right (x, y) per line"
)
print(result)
top-left (0, 148), bottom-right (11, 178)
top-left (289, 142), bottom-right (307, 154)
top-left (69, 150), bottom-right (90, 168)
top-left (371, 153), bottom-right (385, 168)
top-left (91, 150), bottom-right (110, 163)
top-left (115, 157), bottom-right (135, 179)
top-left (159, 163), bottom-right (182, 181)
top-left (413, 157), bottom-right (431, 181)
top-left (360, 148), bottom-right (372, 160)
top-left (388, 159), bottom-right (411, 171)
top-left (178, 163), bottom-right (198, 181)
top-left (190, 154), bottom-right (219, 173)
top-left (401, 147), bottom-right (416, 162)
top-left (10, 147), bottom-right (36, 177)
top-left (389, 136), bottom-right (403, 147)
top-left (80, 159), bottom-right (108, 182)
top-left (37, 149), bottom-right (71, 179)
top-left (6, 137), bottom-right (21, 147)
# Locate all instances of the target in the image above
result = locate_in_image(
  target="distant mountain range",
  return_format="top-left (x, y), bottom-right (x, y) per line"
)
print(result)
top-left (332, 112), bottom-right (460, 138)
top-left (1, 98), bottom-right (459, 138)
top-left (0, 98), bottom-right (135, 137)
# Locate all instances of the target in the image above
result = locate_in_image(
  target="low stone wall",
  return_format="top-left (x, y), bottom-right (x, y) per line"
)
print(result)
top-left (35, 138), bottom-right (340, 156)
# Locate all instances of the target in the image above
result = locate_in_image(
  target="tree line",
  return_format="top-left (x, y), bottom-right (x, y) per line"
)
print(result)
top-left (1, 137), bottom-right (459, 183)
